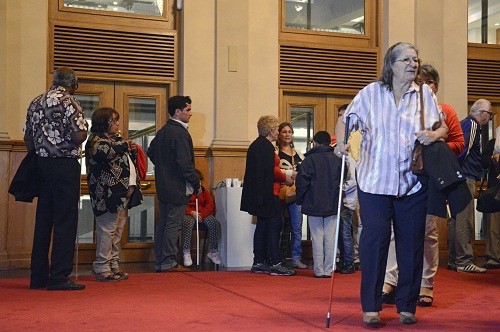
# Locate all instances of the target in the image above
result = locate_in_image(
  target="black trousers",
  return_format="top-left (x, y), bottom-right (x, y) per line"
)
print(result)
top-left (253, 196), bottom-right (283, 266)
top-left (30, 157), bottom-right (80, 286)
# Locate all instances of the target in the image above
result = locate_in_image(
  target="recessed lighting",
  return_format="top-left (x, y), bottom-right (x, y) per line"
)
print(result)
top-left (495, 23), bottom-right (500, 26)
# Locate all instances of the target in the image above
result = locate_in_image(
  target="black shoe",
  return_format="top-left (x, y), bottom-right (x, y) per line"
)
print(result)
top-left (335, 261), bottom-right (344, 272)
top-left (269, 263), bottom-right (296, 276)
top-left (447, 263), bottom-right (457, 271)
top-left (382, 290), bottom-right (395, 304)
top-left (340, 263), bottom-right (355, 274)
top-left (484, 263), bottom-right (500, 270)
top-left (47, 279), bottom-right (85, 291)
top-left (251, 263), bottom-right (270, 274)
top-left (30, 275), bottom-right (48, 289)
top-left (354, 262), bottom-right (361, 271)
top-left (30, 280), bottom-right (47, 289)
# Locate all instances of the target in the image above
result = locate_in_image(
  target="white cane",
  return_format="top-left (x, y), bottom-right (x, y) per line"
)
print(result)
top-left (326, 115), bottom-right (350, 328)
top-left (196, 197), bottom-right (200, 269)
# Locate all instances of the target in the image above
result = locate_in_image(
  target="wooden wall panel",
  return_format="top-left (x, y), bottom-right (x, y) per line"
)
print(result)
top-left (0, 143), bottom-right (37, 270)
top-left (51, 23), bottom-right (176, 84)
top-left (279, 44), bottom-right (379, 95)
top-left (467, 44), bottom-right (500, 103)
top-left (210, 148), bottom-right (248, 192)
top-left (0, 150), bottom-right (10, 270)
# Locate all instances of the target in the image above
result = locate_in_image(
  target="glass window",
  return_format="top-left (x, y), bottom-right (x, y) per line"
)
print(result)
top-left (285, 0), bottom-right (365, 35)
top-left (75, 94), bottom-right (99, 175)
top-left (290, 106), bottom-right (315, 152)
top-left (63, 0), bottom-right (163, 16)
top-left (127, 195), bottom-right (155, 243)
top-left (468, 0), bottom-right (500, 43)
top-left (128, 97), bottom-right (156, 176)
top-left (77, 195), bottom-right (95, 244)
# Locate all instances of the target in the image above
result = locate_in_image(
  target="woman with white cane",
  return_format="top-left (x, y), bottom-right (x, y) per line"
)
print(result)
top-left (334, 42), bottom-right (448, 327)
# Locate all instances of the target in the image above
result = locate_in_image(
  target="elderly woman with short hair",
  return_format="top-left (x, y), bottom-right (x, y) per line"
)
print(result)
top-left (241, 115), bottom-right (295, 276)
top-left (335, 42), bottom-right (448, 326)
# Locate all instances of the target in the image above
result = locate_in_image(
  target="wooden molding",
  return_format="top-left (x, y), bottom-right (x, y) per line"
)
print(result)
top-left (210, 146), bottom-right (248, 158)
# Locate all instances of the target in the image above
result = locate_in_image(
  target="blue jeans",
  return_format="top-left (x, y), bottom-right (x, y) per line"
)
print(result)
top-left (288, 203), bottom-right (303, 261)
top-left (339, 207), bottom-right (355, 265)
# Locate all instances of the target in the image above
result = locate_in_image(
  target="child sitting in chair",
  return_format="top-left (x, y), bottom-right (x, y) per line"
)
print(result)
top-left (181, 169), bottom-right (222, 266)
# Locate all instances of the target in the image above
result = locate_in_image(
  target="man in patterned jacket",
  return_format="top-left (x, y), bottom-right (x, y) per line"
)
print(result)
top-left (24, 67), bottom-right (88, 290)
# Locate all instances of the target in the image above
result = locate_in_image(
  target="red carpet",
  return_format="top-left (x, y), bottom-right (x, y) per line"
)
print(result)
top-left (0, 267), bottom-right (498, 331)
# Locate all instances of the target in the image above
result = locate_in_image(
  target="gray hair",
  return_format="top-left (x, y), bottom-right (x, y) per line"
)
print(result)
top-left (470, 99), bottom-right (491, 115)
top-left (52, 67), bottom-right (77, 87)
top-left (420, 63), bottom-right (440, 89)
top-left (379, 42), bottom-right (420, 91)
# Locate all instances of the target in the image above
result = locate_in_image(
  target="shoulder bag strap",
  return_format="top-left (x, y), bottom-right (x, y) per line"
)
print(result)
top-left (419, 84), bottom-right (425, 130)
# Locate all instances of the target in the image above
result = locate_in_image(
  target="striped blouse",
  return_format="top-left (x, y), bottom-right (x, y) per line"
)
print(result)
top-left (344, 81), bottom-right (441, 197)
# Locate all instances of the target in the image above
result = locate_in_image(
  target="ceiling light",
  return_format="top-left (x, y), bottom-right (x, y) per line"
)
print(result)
top-left (295, 4), bottom-right (303, 12)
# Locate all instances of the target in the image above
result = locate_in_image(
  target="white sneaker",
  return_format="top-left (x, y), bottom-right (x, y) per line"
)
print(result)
top-left (456, 263), bottom-right (486, 273)
top-left (183, 253), bottom-right (193, 267)
top-left (207, 252), bottom-right (222, 265)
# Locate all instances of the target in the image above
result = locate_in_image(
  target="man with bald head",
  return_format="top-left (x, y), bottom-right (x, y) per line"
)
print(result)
top-left (448, 99), bottom-right (494, 274)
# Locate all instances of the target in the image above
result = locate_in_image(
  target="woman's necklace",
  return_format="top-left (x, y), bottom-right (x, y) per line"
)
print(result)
top-left (281, 145), bottom-right (294, 156)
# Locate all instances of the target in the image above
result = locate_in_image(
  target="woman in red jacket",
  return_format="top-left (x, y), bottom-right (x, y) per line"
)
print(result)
top-left (181, 170), bottom-right (221, 266)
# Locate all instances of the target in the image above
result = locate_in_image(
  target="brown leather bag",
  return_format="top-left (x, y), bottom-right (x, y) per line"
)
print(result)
top-left (279, 153), bottom-right (296, 204)
top-left (410, 85), bottom-right (425, 175)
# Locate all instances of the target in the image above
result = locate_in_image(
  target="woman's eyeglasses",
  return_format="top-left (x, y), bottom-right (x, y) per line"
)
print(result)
top-left (394, 57), bottom-right (421, 66)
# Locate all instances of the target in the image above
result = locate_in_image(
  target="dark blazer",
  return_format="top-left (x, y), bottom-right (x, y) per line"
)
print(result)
top-left (240, 136), bottom-right (279, 218)
top-left (295, 145), bottom-right (343, 217)
top-left (147, 119), bottom-right (200, 204)
top-left (422, 141), bottom-right (471, 217)
top-left (9, 149), bottom-right (38, 202)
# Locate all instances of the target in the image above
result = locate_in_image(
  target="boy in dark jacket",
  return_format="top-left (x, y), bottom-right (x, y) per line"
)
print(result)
top-left (296, 131), bottom-right (343, 278)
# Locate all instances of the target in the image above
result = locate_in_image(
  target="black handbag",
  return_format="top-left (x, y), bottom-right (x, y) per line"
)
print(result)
top-left (8, 149), bottom-right (38, 202)
top-left (476, 181), bottom-right (500, 213)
